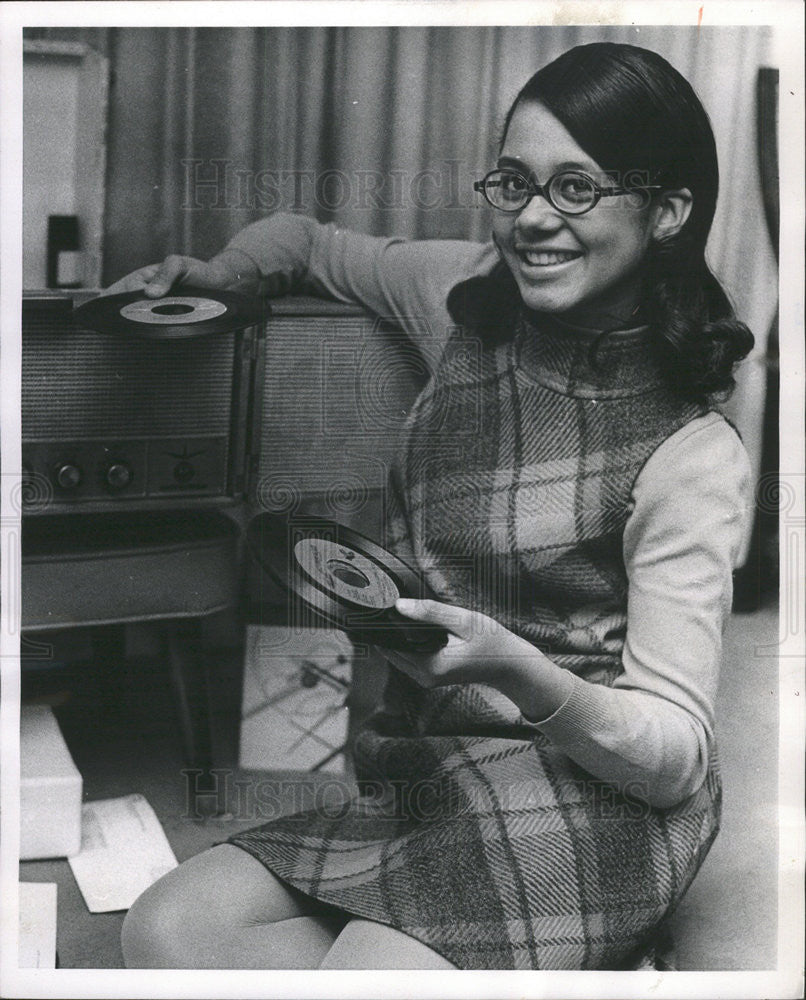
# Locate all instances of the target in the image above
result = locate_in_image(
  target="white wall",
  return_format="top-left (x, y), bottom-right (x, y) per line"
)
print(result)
top-left (23, 42), bottom-right (108, 289)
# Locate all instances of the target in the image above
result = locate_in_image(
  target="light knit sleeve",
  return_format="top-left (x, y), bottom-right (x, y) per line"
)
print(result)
top-left (225, 212), bottom-right (498, 365)
top-left (534, 412), bottom-right (753, 808)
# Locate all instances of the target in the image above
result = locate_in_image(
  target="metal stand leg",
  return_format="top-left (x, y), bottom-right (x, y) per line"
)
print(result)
top-left (90, 624), bottom-right (127, 721)
top-left (164, 619), bottom-right (221, 817)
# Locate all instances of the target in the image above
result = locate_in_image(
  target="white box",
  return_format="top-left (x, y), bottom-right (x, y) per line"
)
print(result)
top-left (240, 626), bottom-right (352, 773)
top-left (20, 704), bottom-right (83, 860)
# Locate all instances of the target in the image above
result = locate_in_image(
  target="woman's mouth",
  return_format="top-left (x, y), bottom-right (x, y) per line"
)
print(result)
top-left (516, 248), bottom-right (584, 267)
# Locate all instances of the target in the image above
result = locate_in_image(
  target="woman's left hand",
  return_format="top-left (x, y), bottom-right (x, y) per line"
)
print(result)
top-left (384, 598), bottom-right (552, 698)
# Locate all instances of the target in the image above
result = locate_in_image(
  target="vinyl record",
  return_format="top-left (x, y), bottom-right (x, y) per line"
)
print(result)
top-left (73, 287), bottom-right (266, 339)
top-left (247, 513), bottom-right (448, 653)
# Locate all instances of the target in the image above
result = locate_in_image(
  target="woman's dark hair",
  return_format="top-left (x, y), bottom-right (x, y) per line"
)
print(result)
top-left (500, 42), bottom-right (754, 402)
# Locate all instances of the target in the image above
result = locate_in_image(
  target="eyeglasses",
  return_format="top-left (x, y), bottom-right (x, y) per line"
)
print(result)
top-left (473, 168), bottom-right (662, 216)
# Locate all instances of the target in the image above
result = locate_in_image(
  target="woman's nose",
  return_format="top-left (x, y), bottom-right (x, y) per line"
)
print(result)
top-left (515, 193), bottom-right (565, 233)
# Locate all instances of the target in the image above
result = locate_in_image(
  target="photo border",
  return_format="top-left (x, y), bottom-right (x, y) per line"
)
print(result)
top-left (2, 2), bottom-right (803, 998)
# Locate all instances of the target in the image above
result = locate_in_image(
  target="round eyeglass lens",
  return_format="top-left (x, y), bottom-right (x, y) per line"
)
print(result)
top-left (489, 171), bottom-right (530, 210)
top-left (549, 172), bottom-right (597, 213)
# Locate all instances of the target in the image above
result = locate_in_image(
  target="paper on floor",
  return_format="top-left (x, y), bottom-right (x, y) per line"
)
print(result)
top-left (68, 794), bottom-right (178, 913)
top-left (19, 882), bottom-right (57, 968)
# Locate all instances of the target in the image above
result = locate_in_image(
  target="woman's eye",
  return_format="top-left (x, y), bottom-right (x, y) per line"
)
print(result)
top-left (500, 173), bottom-right (528, 194)
top-left (557, 175), bottom-right (593, 201)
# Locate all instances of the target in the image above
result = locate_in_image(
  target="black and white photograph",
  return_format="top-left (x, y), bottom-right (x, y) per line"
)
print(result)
top-left (1, 2), bottom-right (803, 997)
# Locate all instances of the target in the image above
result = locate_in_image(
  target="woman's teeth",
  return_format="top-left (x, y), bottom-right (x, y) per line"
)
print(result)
top-left (520, 250), bottom-right (581, 266)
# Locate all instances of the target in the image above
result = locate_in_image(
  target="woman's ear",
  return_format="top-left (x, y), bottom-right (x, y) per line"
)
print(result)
top-left (651, 188), bottom-right (693, 241)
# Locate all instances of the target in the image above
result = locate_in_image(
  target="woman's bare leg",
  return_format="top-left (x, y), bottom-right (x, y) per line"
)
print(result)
top-left (122, 844), bottom-right (347, 968)
top-left (319, 919), bottom-right (457, 969)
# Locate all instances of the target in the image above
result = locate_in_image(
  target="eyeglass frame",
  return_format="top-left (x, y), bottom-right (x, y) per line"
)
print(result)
top-left (473, 167), bottom-right (664, 216)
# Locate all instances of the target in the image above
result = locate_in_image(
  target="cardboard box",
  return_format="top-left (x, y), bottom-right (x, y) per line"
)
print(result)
top-left (240, 626), bottom-right (352, 773)
top-left (20, 704), bottom-right (83, 860)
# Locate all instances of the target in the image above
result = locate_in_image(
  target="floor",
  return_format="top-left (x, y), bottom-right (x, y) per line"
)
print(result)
top-left (17, 602), bottom-right (780, 971)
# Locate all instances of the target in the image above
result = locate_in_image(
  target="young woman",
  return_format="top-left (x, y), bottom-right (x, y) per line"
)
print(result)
top-left (114, 42), bottom-right (754, 970)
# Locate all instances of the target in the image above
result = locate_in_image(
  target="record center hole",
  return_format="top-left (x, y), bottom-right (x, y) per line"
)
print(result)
top-left (151, 303), bottom-right (196, 315)
top-left (327, 559), bottom-right (371, 589)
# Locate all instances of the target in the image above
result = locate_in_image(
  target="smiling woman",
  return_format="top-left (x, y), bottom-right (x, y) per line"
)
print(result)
top-left (486, 42), bottom-right (754, 397)
top-left (112, 41), bottom-right (756, 971)
top-left (490, 102), bottom-right (678, 324)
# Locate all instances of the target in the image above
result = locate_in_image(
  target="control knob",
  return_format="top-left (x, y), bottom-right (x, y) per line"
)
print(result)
top-left (55, 463), bottom-right (82, 490)
top-left (173, 459), bottom-right (195, 484)
top-left (106, 462), bottom-right (133, 491)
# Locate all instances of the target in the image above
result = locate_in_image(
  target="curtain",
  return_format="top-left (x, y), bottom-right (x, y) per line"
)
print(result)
top-left (26, 24), bottom-right (778, 514)
top-left (32, 26), bottom-right (775, 331)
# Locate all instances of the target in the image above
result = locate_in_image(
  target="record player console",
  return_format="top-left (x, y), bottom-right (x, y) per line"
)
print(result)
top-left (21, 290), bottom-right (263, 514)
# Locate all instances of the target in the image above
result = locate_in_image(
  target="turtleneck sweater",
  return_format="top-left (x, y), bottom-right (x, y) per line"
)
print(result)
top-left (224, 213), bottom-right (752, 808)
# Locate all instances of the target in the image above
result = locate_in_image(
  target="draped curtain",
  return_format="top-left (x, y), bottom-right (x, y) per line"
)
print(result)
top-left (27, 24), bottom-right (778, 500)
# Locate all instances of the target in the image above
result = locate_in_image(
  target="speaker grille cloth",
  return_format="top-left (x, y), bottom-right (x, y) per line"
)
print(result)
top-left (257, 315), bottom-right (420, 491)
top-left (22, 324), bottom-right (235, 439)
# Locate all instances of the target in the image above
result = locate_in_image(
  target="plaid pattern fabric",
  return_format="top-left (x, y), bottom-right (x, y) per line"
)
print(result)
top-left (230, 309), bottom-right (719, 969)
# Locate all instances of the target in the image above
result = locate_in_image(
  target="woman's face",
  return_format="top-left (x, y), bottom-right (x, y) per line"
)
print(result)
top-left (492, 100), bottom-right (662, 327)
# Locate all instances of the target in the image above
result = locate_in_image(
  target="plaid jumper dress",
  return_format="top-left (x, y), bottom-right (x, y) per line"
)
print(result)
top-left (230, 305), bottom-right (722, 970)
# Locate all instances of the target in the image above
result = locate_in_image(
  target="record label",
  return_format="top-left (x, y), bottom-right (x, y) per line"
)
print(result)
top-left (294, 537), bottom-right (399, 609)
top-left (119, 296), bottom-right (228, 325)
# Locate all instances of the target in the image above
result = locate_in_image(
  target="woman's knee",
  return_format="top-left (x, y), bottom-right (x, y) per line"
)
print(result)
top-left (122, 871), bottom-right (188, 968)
top-left (320, 919), bottom-right (457, 969)
top-left (121, 843), bottom-right (308, 968)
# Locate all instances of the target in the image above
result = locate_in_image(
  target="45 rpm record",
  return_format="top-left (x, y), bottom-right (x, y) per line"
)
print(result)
top-left (247, 513), bottom-right (448, 653)
top-left (73, 286), bottom-right (266, 339)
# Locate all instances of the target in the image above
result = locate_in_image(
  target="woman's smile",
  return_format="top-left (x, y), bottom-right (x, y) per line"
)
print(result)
top-left (514, 246), bottom-right (584, 271)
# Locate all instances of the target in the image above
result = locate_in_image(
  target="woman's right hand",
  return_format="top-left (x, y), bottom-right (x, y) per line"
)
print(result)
top-left (103, 249), bottom-right (259, 297)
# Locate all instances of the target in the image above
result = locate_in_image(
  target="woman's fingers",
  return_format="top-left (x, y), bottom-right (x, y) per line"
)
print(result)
top-left (102, 257), bottom-right (189, 297)
top-left (140, 255), bottom-right (197, 297)
top-left (103, 255), bottom-right (228, 298)
top-left (394, 598), bottom-right (487, 640)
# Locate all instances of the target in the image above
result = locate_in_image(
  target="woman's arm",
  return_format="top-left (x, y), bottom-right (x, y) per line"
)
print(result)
top-left (224, 213), bottom-right (496, 363)
top-left (392, 413), bottom-right (753, 808)
top-left (515, 412), bottom-right (753, 806)
top-left (107, 212), bottom-right (497, 366)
